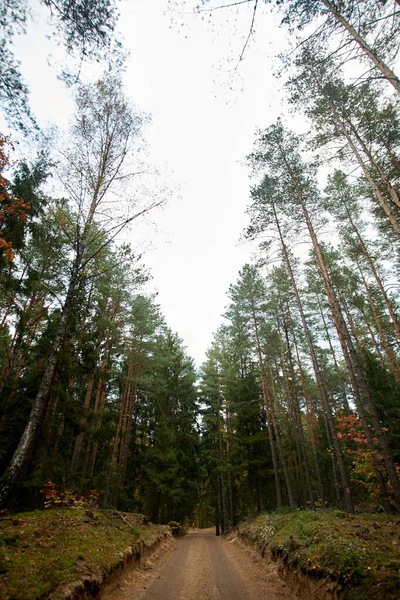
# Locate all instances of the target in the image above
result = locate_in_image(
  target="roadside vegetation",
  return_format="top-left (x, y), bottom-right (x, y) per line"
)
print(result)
top-left (237, 510), bottom-right (400, 600)
top-left (0, 505), bottom-right (169, 600)
top-left (1, 5), bottom-right (400, 598)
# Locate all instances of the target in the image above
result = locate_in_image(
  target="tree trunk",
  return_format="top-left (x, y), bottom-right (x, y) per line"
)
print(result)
top-left (319, 302), bottom-right (350, 413)
top-left (331, 111), bottom-right (400, 237)
top-left (225, 398), bottom-right (235, 527)
top-left (264, 395), bottom-right (283, 508)
top-left (289, 164), bottom-right (400, 508)
top-left (280, 133), bottom-right (391, 457)
top-left (358, 303), bottom-right (386, 365)
top-left (71, 371), bottom-right (96, 471)
top-left (118, 367), bottom-right (139, 494)
top-left (271, 198), bottom-right (352, 509)
top-left (321, 0), bottom-right (400, 95)
top-left (217, 390), bottom-right (228, 531)
top-left (215, 475), bottom-right (221, 536)
top-left (248, 314), bottom-right (282, 507)
top-left (357, 261), bottom-right (400, 380)
top-left (341, 198), bottom-right (400, 346)
top-left (104, 354), bottom-right (135, 505)
top-left (279, 323), bottom-right (314, 508)
top-left (291, 326), bottom-right (325, 506)
top-left (345, 119), bottom-right (400, 211)
top-left (0, 262), bottom-right (79, 508)
top-left (252, 307), bottom-right (294, 508)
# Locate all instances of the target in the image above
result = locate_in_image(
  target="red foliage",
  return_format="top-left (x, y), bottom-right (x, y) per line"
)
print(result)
top-left (0, 134), bottom-right (30, 261)
top-left (336, 414), bottom-right (384, 502)
top-left (336, 414), bottom-right (371, 451)
top-left (40, 480), bottom-right (100, 509)
top-left (40, 480), bottom-right (59, 506)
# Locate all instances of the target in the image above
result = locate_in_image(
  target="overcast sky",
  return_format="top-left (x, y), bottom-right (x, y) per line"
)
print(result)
top-left (11, 0), bottom-right (291, 367)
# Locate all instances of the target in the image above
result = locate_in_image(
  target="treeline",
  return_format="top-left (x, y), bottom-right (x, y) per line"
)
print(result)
top-left (2, 0), bottom-right (400, 529)
top-left (0, 190), bottom-right (198, 521)
top-left (197, 0), bottom-right (400, 528)
top-left (0, 98), bottom-right (199, 520)
top-left (0, 1), bottom-right (200, 520)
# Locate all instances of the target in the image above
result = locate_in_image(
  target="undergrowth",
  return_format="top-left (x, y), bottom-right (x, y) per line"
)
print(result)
top-left (238, 509), bottom-right (400, 600)
top-left (0, 508), bottom-right (166, 599)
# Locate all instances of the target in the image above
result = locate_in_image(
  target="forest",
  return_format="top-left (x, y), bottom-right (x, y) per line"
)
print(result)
top-left (0, 0), bottom-right (400, 534)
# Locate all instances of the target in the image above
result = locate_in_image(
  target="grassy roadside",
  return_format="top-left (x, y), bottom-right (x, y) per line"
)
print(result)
top-left (0, 508), bottom-right (170, 600)
top-left (237, 510), bottom-right (400, 600)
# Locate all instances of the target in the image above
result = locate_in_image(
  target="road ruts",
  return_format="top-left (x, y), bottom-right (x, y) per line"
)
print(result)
top-left (140, 528), bottom-right (252, 600)
top-left (106, 527), bottom-right (297, 600)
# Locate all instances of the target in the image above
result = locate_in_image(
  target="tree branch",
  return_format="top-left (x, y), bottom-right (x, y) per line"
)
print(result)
top-left (235, 0), bottom-right (259, 69)
top-left (194, 0), bottom-right (255, 13)
top-left (80, 199), bottom-right (164, 271)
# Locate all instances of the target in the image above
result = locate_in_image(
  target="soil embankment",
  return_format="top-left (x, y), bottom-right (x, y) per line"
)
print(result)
top-left (0, 508), bottom-right (169, 600)
top-left (2, 509), bottom-right (399, 599)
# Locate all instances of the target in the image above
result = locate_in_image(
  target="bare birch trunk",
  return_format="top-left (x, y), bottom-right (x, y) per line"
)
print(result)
top-left (0, 261), bottom-right (79, 507)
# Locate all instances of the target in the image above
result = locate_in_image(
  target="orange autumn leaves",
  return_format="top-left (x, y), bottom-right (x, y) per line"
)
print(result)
top-left (336, 414), bottom-right (399, 503)
top-left (0, 135), bottom-right (30, 261)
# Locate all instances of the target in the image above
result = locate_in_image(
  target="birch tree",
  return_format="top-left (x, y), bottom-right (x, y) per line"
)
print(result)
top-left (0, 74), bottom-right (163, 507)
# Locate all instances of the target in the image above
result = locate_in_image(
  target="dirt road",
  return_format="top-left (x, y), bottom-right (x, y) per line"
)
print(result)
top-left (105, 528), bottom-right (296, 600)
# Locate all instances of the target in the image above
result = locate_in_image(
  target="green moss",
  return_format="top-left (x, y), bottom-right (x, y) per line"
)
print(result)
top-left (0, 509), bottom-right (166, 599)
top-left (238, 510), bottom-right (400, 599)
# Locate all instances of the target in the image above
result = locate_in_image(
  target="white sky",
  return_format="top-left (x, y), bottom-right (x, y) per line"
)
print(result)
top-left (10, 0), bottom-right (291, 367)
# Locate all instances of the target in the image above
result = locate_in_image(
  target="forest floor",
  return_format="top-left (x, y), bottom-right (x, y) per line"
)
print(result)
top-left (0, 507), bottom-right (169, 599)
top-left (237, 509), bottom-right (400, 600)
top-left (0, 508), bottom-right (400, 599)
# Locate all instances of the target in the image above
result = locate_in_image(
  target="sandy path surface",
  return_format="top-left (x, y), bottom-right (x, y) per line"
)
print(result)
top-left (105, 528), bottom-right (297, 600)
